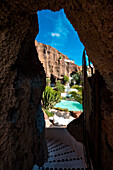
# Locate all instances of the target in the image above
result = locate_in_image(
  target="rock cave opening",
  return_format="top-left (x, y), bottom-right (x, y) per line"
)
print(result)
top-left (1, 1), bottom-right (113, 170)
top-left (35, 8), bottom-right (86, 126)
top-left (34, 7), bottom-right (113, 170)
top-left (34, 9), bottom-right (95, 170)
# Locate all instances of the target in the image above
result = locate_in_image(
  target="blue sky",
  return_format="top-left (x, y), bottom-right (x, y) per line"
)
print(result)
top-left (36, 9), bottom-right (85, 66)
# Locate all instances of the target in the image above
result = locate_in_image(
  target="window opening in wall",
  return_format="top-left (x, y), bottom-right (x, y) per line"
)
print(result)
top-left (34, 9), bottom-right (95, 169)
top-left (43, 49), bottom-right (46, 54)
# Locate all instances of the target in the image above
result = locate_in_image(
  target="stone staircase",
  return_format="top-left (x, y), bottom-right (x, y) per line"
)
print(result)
top-left (33, 128), bottom-right (87, 170)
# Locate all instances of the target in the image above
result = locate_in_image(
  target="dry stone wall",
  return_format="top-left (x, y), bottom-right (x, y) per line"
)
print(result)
top-left (0, 0), bottom-right (113, 169)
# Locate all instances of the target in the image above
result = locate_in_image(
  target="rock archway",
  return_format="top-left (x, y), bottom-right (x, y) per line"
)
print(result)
top-left (0, 1), bottom-right (113, 170)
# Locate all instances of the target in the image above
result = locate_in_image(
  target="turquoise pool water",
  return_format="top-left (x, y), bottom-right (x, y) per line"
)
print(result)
top-left (55, 100), bottom-right (83, 111)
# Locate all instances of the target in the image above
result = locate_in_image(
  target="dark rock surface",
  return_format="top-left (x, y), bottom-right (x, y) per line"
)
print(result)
top-left (0, 1), bottom-right (113, 92)
top-left (67, 113), bottom-right (83, 143)
top-left (0, 10), bottom-right (47, 170)
top-left (0, 0), bottom-right (113, 169)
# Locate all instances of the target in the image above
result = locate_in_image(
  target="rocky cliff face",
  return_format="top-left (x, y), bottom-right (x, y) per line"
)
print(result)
top-left (36, 42), bottom-right (79, 81)
top-left (0, 0), bottom-right (113, 169)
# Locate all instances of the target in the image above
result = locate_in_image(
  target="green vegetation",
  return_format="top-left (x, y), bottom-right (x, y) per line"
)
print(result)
top-left (53, 107), bottom-right (69, 112)
top-left (69, 91), bottom-right (82, 104)
top-left (42, 86), bottom-right (61, 109)
top-left (59, 56), bottom-right (62, 59)
top-left (46, 78), bottom-right (51, 86)
top-left (64, 75), bottom-right (69, 85)
top-left (69, 85), bottom-right (82, 104)
top-left (55, 80), bottom-right (65, 93)
top-left (71, 85), bottom-right (82, 92)
top-left (70, 71), bottom-right (82, 86)
top-left (61, 97), bottom-right (66, 100)
top-left (42, 108), bottom-right (54, 117)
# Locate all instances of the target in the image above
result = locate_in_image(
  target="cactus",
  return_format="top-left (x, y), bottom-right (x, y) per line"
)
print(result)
top-left (42, 86), bottom-right (61, 109)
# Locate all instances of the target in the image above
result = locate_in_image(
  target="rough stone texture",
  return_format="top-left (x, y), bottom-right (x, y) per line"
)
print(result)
top-left (0, 0), bottom-right (113, 92)
top-left (36, 42), bottom-right (80, 80)
top-left (99, 78), bottom-right (113, 170)
top-left (0, 0), bottom-right (113, 169)
top-left (70, 111), bottom-right (82, 118)
top-left (67, 113), bottom-right (83, 143)
top-left (0, 9), bottom-right (47, 170)
top-left (83, 71), bottom-right (113, 169)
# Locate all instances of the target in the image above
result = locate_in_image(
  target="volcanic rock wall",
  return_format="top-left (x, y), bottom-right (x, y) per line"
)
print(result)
top-left (36, 42), bottom-right (79, 80)
top-left (83, 70), bottom-right (113, 169)
top-left (99, 78), bottom-right (113, 170)
top-left (0, 0), bottom-right (113, 170)
top-left (0, 10), bottom-right (47, 170)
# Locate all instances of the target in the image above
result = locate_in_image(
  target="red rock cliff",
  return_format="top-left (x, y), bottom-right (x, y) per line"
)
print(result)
top-left (36, 42), bottom-right (80, 80)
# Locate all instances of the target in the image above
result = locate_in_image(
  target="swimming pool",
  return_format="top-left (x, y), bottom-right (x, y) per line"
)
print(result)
top-left (54, 100), bottom-right (83, 111)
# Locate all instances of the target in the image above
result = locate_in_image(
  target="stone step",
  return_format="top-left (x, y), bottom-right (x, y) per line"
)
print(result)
top-left (33, 128), bottom-right (87, 170)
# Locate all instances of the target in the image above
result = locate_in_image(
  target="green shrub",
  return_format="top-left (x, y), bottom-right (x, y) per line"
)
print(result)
top-left (71, 85), bottom-right (79, 89)
top-left (55, 80), bottom-right (65, 93)
top-left (69, 85), bottom-right (82, 104)
top-left (46, 78), bottom-right (51, 86)
top-left (69, 91), bottom-right (82, 104)
top-left (42, 86), bottom-right (61, 109)
top-left (53, 107), bottom-right (69, 112)
top-left (71, 85), bottom-right (82, 93)
top-left (71, 71), bottom-right (82, 85)
top-left (42, 108), bottom-right (54, 117)
top-left (64, 75), bottom-right (69, 85)
top-left (61, 97), bottom-right (66, 100)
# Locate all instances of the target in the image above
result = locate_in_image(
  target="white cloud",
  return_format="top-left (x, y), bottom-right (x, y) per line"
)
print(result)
top-left (54, 15), bottom-right (69, 41)
top-left (51, 32), bottom-right (60, 37)
top-left (49, 9), bottom-right (71, 48)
